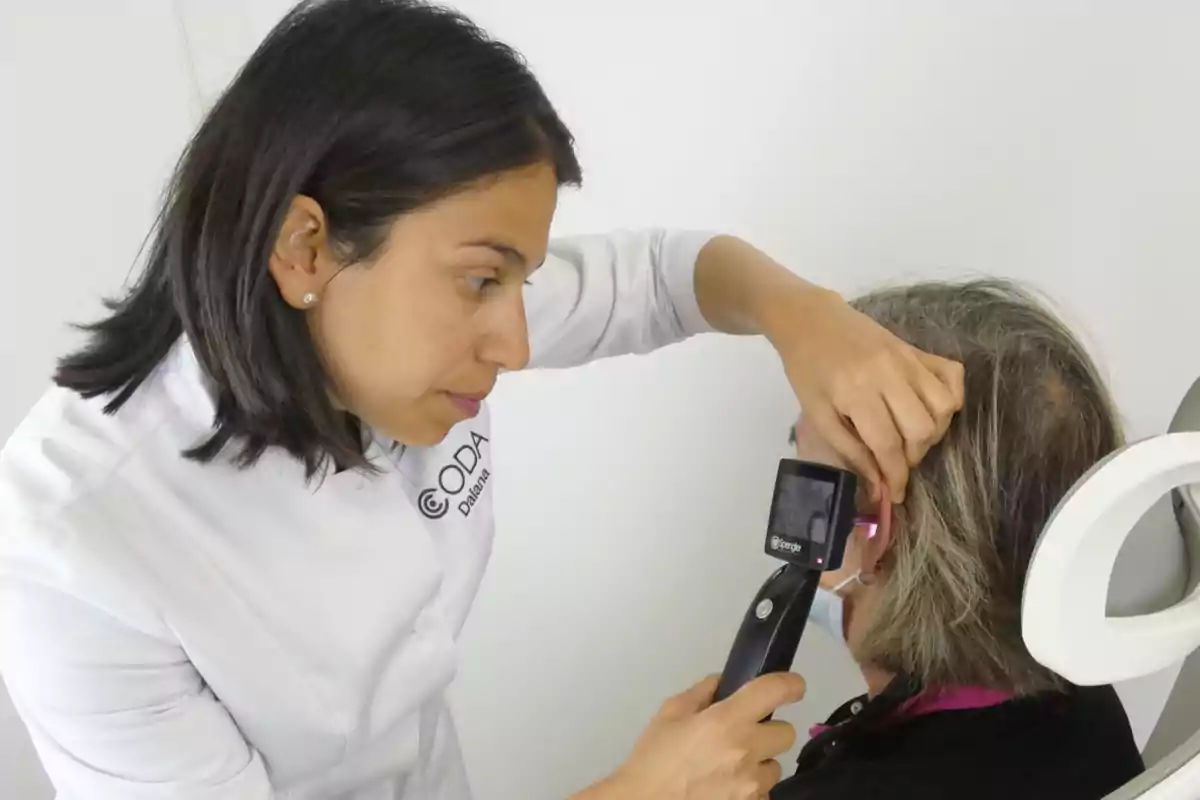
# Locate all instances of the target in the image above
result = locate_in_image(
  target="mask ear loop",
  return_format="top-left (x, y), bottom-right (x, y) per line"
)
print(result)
top-left (829, 570), bottom-right (861, 594)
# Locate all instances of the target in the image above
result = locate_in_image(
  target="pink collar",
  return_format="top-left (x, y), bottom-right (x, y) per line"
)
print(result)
top-left (809, 685), bottom-right (1014, 739)
top-left (895, 685), bottom-right (1013, 720)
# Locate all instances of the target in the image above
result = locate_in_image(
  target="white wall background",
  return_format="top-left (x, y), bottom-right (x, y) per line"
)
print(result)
top-left (1, 3), bottom-right (203, 797)
top-left (3, 2), bottom-right (1200, 798)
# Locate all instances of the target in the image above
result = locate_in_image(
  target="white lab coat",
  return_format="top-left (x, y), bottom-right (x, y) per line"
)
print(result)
top-left (0, 229), bottom-right (717, 799)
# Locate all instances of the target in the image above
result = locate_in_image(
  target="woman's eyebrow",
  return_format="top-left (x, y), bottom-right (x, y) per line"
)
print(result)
top-left (460, 239), bottom-right (528, 267)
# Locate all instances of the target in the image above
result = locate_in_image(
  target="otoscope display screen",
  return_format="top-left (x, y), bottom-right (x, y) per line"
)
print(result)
top-left (770, 474), bottom-right (835, 542)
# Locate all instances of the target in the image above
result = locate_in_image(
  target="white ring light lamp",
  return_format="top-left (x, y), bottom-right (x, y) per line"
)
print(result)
top-left (1024, 378), bottom-right (1200, 799)
top-left (1023, 432), bottom-right (1200, 683)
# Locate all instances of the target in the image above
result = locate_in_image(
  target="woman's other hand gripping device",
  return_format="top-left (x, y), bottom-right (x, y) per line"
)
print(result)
top-left (714, 459), bottom-right (860, 705)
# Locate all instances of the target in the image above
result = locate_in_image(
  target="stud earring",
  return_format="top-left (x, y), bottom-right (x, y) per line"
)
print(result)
top-left (302, 292), bottom-right (318, 307)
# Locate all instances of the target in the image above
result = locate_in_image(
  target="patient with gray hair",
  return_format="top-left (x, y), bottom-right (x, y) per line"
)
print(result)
top-left (773, 280), bottom-right (1145, 800)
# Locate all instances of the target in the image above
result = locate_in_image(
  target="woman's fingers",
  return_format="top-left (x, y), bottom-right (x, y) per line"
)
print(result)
top-left (879, 375), bottom-right (938, 467)
top-left (657, 675), bottom-right (720, 721)
top-left (916, 351), bottom-right (966, 422)
top-left (840, 393), bottom-right (909, 503)
top-left (747, 721), bottom-right (797, 762)
top-left (717, 672), bottom-right (808, 728)
top-left (805, 404), bottom-right (885, 502)
top-left (755, 758), bottom-right (784, 794)
top-left (774, 288), bottom-right (965, 502)
top-left (820, 349), bottom-right (965, 501)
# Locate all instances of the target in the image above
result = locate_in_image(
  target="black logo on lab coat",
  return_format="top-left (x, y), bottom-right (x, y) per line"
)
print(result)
top-left (417, 431), bottom-right (491, 520)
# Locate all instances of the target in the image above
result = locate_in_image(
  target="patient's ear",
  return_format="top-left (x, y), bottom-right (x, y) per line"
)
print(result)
top-left (859, 495), bottom-right (893, 584)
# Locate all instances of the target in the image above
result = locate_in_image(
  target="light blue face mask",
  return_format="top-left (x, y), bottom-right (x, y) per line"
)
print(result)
top-left (808, 570), bottom-right (862, 647)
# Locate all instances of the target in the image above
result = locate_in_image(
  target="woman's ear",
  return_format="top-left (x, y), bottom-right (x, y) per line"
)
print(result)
top-left (269, 195), bottom-right (337, 310)
top-left (859, 495), bottom-right (893, 583)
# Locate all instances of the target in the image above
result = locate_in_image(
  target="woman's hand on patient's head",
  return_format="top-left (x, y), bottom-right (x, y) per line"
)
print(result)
top-left (768, 288), bottom-right (964, 504)
top-left (597, 672), bottom-right (805, 800)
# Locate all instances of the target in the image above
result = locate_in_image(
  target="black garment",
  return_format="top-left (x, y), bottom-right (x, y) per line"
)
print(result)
top-left (772, 684), bottom-right (1144, 800)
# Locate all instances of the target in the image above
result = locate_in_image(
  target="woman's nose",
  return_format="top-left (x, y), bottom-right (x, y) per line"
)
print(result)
top-left (480, 290), bottom-right (530, 371)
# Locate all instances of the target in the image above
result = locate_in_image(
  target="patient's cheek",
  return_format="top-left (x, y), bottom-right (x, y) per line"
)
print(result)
top-left (845, 586), bottom-right (882, 645)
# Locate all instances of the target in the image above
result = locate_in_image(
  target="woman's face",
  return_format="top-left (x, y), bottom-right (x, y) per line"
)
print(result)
top-left (274, 162), bottom-right (559, 446)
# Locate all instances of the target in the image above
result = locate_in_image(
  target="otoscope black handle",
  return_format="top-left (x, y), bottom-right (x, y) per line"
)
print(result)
top-left (713, 564), bottom-right (821, 709)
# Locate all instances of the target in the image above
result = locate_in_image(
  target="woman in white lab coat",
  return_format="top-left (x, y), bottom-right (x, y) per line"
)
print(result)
top-left (0, 2), bottom-right (963, 798)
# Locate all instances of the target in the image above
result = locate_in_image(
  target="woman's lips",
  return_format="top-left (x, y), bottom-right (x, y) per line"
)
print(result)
top-left (446, 392), bottom-right (485, 418)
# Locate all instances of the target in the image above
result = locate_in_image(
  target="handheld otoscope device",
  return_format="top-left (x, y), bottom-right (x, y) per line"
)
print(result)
top-left (713, 459), bottom-right (860, 705)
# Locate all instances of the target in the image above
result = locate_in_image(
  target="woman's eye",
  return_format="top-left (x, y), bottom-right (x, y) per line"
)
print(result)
top-left (463, 273), bottom-right (531, 294)
top-left (465, 275), bottom-right (501, 293)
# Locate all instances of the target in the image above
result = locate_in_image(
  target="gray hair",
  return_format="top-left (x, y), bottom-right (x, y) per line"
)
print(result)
top-left (848, 279), bottom-right (1123, 695)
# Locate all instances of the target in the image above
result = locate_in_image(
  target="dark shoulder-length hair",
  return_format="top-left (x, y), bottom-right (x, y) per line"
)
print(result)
top-left (56, 0), bottom-right (582, 477)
